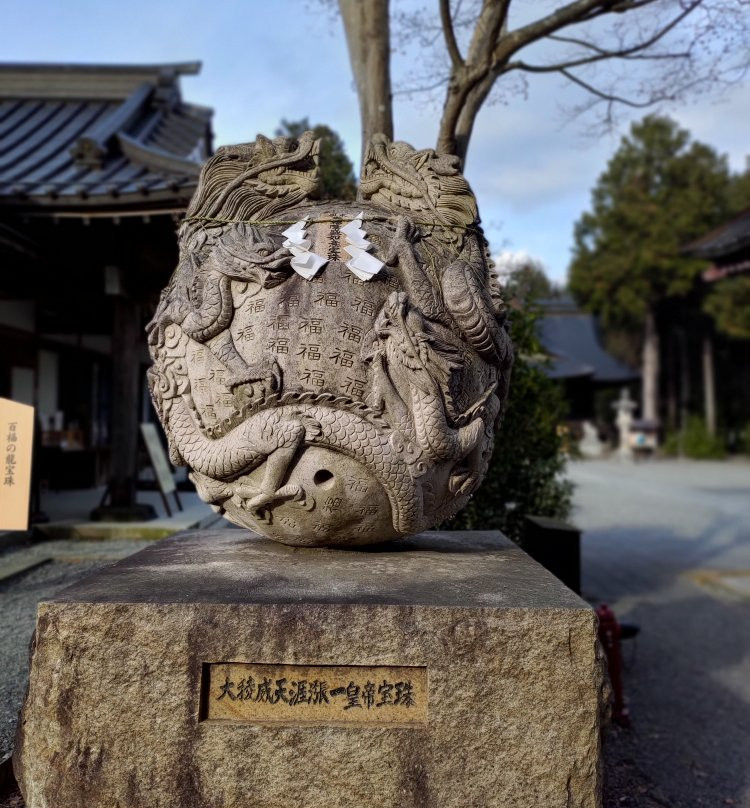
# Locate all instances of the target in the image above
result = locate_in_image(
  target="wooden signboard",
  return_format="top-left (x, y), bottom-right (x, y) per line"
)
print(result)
top-left (140, 422), bottom-right (182, 517)
top-left (0, 397), bottom-right (35, 531)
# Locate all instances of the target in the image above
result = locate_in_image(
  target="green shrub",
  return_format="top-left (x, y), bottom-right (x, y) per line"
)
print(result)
top-left (663, 415), bottom-right (726, 459)
top-left (445, 304), bottom-right (573, 542)
top-left (662, 431), bottom-right (679, 456)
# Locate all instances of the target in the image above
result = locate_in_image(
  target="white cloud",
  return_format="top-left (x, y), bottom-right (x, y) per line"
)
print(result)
top-left (492, 249), bottom-right (546, 278)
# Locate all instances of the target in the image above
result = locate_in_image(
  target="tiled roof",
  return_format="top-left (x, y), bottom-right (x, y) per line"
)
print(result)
top-left (684, 208), bottom-right (750, 261)
top-left (0, 62), bottom-right (212, 209)
top-left (537, 297), bottom-right (639, 382)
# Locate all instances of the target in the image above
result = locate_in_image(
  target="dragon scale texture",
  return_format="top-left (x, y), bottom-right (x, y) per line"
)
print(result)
top-left (164, 393), bottom-right (420, 534)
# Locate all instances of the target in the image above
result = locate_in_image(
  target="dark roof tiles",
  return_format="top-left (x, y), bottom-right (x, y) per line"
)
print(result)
top-left (0, 62), bottom-right (211, 208)
top-left (684, 208), bottom-right (750, 261)
top-left (537, 297), bottom-right (639, 382)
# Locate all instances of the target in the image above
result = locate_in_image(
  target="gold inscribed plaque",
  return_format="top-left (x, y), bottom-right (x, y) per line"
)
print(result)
top-left (203, 663), bottom-right (428, 725)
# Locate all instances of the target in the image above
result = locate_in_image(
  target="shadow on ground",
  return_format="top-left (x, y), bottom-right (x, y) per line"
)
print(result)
top-left (586, 522), bottom-right (750, 807)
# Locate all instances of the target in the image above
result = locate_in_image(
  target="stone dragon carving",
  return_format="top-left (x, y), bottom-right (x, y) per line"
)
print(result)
top-left (366, 292), bottom-right (487, 469)
top-left (147, 131), bottom-right (513, 546)
top-left (147, 135), bottom-right (321, 391)
top-left (147, 224), bottom-right (290, 391)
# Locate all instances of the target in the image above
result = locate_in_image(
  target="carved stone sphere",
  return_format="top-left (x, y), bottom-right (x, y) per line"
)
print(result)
top-left (147, 134), bottom-right (512, 546)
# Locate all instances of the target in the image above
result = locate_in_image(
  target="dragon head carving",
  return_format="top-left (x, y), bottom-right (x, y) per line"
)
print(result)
top-left (184, 130), bottom-right (322, 231)
top-left (359, 134), bottom-right (478, 234)
top-left (373, 292), bottom-right (462, 393)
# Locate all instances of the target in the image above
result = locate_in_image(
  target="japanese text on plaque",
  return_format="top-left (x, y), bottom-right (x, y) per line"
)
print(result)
top-left (203, 663), bottom-right (427, 725)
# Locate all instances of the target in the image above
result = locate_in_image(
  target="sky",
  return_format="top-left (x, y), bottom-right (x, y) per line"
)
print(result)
top-left (4, 0), bottom-right (749, 283)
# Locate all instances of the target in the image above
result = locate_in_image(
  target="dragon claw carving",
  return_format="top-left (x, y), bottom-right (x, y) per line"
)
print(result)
top-left (225, 361), bottom-right (281, 393)
top-left (384, 217), bottom-right (419, 265)
top-left (233, 483), bottom-right (307, 522)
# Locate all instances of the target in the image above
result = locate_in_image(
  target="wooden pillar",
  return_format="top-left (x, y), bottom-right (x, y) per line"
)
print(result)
top-left (702, 332), bottom-right (717, 437)
top-left (641, 307), bottom-right (660, 422)
top-left (109, 296), bottom-right (141, 507)
top-left (665, 329), bottom-right (678, 431)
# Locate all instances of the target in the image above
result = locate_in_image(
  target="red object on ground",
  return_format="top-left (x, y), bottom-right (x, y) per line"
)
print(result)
top-left (596, 603), bottom-right (630, 726)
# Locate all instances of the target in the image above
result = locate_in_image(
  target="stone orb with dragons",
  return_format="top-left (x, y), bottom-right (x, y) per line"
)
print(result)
top-left (147, 131), bottom-right (513, 546)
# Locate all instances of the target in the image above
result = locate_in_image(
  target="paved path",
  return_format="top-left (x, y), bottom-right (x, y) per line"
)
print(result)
top-left (571, 458), bottom-right (750, 808)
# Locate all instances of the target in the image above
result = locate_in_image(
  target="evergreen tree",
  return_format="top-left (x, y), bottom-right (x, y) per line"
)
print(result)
top-left (704, 276), bottom-right (750, 340)
top-left (703, 171), bottom-right (750, 341)
top-left (497, 255), bottom-right (556, 306)
top-left (568, 115), bottom-right (731, 422)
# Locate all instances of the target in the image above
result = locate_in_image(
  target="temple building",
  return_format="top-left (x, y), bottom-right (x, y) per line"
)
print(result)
top-left (687, 206), bottom-right (750, 282)
top-left (0, 62), bottom-right (212, 513)
top-left (684, 206), bottom-right (750, 441)
top-left (537, 296), bottom-right (639, 423)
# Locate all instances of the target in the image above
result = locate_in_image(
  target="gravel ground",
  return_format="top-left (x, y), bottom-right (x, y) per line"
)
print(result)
top-left (0, 539), bottom-right (158, 765)
top-left (573, 458), bottom-right (750, 808)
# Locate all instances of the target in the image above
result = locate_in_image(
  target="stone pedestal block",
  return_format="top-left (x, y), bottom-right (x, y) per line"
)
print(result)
top-left (15, 530), bottom-right (604, 808)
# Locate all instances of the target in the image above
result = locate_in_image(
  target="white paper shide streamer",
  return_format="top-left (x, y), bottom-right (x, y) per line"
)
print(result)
top-left (341, 211), bottom-right (384, 281)
top-left (283, 213), bottom-right (384, 282)
top-left (282, 217), bottom-right (328, 280)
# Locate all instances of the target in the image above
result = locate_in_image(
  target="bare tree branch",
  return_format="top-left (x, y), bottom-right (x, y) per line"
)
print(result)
top-left (499, 0), bottom-right (701, 66)
top-left (338, 0), bottom-right (750, 165)
top-left (494, 0), bottom-right (650, 62)
top-left (463, 0), bottom-right (509, 71)
top-left (393, 76), bottom-right (451, 96)
top-left (507, 50), bottom-right (692, 75)
top-left (547, 33), bottom-right (621, 55)
top-left (437, 0), bottom-right (510, 159)
top-left (439, 0), bottom-right (464, 68)
top-left (438, 0), bottom-right (643, 158)
top-left (546, 33), bottom-right (691, 63)
top-left (560, 67), bottom-right (667, 108)
top-left (581, 0), bottom-right (658, 19)
top-left (511, 0), bottom-right (701, 68)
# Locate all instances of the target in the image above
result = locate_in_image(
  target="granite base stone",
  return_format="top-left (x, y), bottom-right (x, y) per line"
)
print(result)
top-left (14, 529), bottom-right (604, 808)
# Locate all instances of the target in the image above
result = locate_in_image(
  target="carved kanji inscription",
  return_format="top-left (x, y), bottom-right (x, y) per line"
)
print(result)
top-left (203, 663), bottom-right (428, 725)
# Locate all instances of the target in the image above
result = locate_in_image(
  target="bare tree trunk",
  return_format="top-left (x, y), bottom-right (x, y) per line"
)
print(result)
top-left (641, 307), bottom-right (660, 422)
top-left (436, 2), bottom-right (509, 161)
top-left (702, 331), bottom-right (716, 436)
top-left (338, 0), bottom-right (393, 161)
top-left (447, 74), bottom-right (495, 166)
